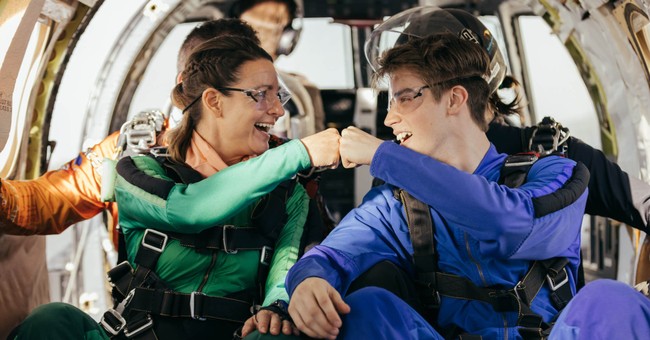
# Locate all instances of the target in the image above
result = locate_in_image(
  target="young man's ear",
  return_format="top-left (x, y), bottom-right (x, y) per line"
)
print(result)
top-left (202, 88), bottom-right (223, 117)
top-left (447, 85), bottom-right (469, 115)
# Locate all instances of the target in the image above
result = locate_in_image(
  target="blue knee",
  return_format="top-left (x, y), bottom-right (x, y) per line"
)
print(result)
top-left (551, 279), bottom-right (650, 340)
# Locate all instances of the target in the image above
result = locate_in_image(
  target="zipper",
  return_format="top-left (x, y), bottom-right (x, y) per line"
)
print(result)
top-left (464, 232), bottom-right (487, 286)
top-left (197, 250), bottom-right (217, 292)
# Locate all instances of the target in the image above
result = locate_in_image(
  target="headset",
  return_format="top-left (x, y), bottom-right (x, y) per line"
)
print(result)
top-left (228, 0), bottom-right (303, 56)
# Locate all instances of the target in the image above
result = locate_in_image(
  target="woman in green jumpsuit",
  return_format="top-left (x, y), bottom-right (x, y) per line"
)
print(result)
top-left (13, 34), bottom-right (340, 340)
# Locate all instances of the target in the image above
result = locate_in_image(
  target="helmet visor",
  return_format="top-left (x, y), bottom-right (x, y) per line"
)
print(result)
top-left (364, 6), bottom-right (506, 93)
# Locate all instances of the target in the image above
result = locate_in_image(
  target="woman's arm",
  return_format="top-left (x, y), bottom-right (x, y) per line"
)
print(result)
top-left (115, 140), bottom-right (312, 233)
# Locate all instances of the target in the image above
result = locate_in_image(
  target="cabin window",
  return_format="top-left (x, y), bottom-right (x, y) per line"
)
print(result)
top-left (517, 15), bottom-right (601, 149)
top-left (275, 18), bottom-right (354, 89)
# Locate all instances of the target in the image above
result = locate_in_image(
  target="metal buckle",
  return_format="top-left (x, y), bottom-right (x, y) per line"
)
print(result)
top-left (260, 246), bottom-right (274, 266)
top-left (107, 261), bottom-right (134, 287)
top-left (141, 229), bottom-right (168, 253)
top-left (513, 281), bottom-right (528, 305)
top-left (547, 268), bottom-right (569, 291)
top-left (190, 291), bottom-right (207, 321)
top-left (123, 314), bottom-right (153, 338)
top-left (100, 309), bottom-right (127, 336)
top-left (222, 225), bottom-right (238, 254)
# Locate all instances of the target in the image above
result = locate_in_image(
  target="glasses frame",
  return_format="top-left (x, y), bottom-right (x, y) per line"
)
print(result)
top-left (388, 84), bottom-right (430, 112)
top-left (215, 86), bottom-right (292, 106)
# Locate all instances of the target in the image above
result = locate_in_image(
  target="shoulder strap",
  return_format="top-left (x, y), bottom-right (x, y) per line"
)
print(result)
top-left (498, 152), bottom-right (539, 188)
top-left (394, 188), bottom-right (440, 307)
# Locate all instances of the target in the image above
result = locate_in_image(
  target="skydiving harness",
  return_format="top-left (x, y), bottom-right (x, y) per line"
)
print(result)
top-left (394, 117), bottom-right (586, 340)
top-left (100, 151), bottom-right (295, 339)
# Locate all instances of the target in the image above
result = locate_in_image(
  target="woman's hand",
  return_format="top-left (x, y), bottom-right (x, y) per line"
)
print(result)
top-left (300, 128), bottom-right (341, 169)
top-left (241, 309), bottom-right (299, 337)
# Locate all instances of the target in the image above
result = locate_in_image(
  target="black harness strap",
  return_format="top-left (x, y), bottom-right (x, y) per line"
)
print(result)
top-left (397, 189), bottom-right (440, 308)
top-left (163, 226), bottom-right (274, 252)
top-left (127, 288), bottom-right (252, 323)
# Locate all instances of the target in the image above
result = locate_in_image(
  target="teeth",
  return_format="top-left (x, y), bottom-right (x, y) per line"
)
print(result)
top-left (255, 123), bottom-right (274, 132)
top-left (396, 132), bottom-right (412, 143)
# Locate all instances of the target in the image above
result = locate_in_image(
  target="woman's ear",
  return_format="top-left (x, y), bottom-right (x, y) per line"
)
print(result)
top-left (447, 85), bottom-right (469, 116)
top-left (202, 88), bottom-right (223, 117)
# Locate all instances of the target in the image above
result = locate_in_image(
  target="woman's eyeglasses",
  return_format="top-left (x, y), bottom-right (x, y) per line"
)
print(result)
top-left (215, 87), bottom-right (292, 111)
top-left (182, 86), bottom-right (292, 113)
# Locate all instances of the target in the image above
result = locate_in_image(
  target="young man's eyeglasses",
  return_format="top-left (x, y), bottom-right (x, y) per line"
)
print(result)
top-left (388, 85), bottom-right (430, 114)
top-left (387, 75), bottom-right (487, 114)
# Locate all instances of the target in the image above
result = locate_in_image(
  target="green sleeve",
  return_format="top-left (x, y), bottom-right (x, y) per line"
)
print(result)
top-left (116, 140), bottom-right (311, 233)
top-left (262, 184), bottom-right (310, 306)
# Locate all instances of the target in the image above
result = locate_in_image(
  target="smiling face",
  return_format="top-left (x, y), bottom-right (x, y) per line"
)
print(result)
top-left (384, 68), bottom-right (450, 159)
top-left (212, 58), bottom-right (285, 162)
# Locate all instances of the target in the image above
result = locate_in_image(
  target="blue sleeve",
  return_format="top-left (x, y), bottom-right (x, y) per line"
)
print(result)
top-left (286, 187), bottom-right (414, 296)
top-left (370, 142), bottom-right (587, 259)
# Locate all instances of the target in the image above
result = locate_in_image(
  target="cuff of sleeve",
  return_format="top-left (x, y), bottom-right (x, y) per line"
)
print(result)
top-left (369, 141), bottom-right (397, 179)
top-left (285, 139), bottom-right (312, 170)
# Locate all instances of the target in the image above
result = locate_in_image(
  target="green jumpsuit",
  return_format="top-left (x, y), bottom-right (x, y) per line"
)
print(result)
top-left (14, 140), bottom-right (313, 339)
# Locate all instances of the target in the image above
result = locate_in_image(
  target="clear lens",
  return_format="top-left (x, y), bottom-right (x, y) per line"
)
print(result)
top-left (388, 85), bottom-right (429, 113)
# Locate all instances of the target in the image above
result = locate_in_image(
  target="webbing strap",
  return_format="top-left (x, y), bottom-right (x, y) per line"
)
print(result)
top-left (127, 287), bottom-right (252, 323)
top-left (397, 189), bottom-right (439, 307)
top-left (163, 226), bottom-right (274, 252)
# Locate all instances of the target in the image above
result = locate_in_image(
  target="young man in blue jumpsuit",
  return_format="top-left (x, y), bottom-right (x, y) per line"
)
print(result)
top-left (284, 12), bottom-right (650, 339)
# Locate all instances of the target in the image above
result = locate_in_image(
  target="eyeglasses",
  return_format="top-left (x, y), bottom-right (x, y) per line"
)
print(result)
top-left (182, 86), bottom-right (292, 113)
top-left (216, 87), bottom-right (292, 111)
top-left (388, 85), bottom-right (430, 114)
top-left (387, 75), bottom-right (487, 114)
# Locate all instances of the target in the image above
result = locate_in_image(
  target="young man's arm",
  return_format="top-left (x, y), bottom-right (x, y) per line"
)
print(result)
top-left (286, 186), bottom-right (412, 338)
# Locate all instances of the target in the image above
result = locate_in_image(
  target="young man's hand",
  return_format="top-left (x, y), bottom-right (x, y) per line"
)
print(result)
top-left (288, 277), bottom-right (351, 339)
top-left (340, 126), bottom-right (383, 168)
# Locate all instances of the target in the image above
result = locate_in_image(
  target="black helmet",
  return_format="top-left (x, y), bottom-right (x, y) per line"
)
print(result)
top-left (364, 6), bottom-right (506, 93)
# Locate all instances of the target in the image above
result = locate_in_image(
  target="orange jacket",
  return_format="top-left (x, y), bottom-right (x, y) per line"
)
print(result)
top-left (0, 131), bottom-right (120, 240)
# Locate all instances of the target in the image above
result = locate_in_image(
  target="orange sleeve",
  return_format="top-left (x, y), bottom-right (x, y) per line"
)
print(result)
top-left (0, 131), bottom-right (120, 235)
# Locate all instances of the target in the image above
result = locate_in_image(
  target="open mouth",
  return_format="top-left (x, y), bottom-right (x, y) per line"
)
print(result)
top-left (396, 132), bottom-right (412, 144)
top-left (254, 122), bottom-right (274, 133)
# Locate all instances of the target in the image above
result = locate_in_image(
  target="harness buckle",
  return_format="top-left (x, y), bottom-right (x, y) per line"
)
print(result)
top-left (123, 314), bottom-right (153, 338)
top-left (513, 281), bottom-right (529, 305)
top-left (141, 229), bottom-right (168, 253)
top-left (260, 246), bottom-right (274, 266)
top-left (190, 291), bottom-right (207, 321)
top-left (222, 225), bottom-right (238, 254)
top-left (100, 309), bottom-right (127, 336)
top-left (546, 268), bottom-right (569, 291)
top-left (107, 261), bottom-right (134, 287)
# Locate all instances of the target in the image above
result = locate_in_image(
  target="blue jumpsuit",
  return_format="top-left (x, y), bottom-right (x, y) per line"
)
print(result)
top-left (286, 142), bottom-right (650, 339)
